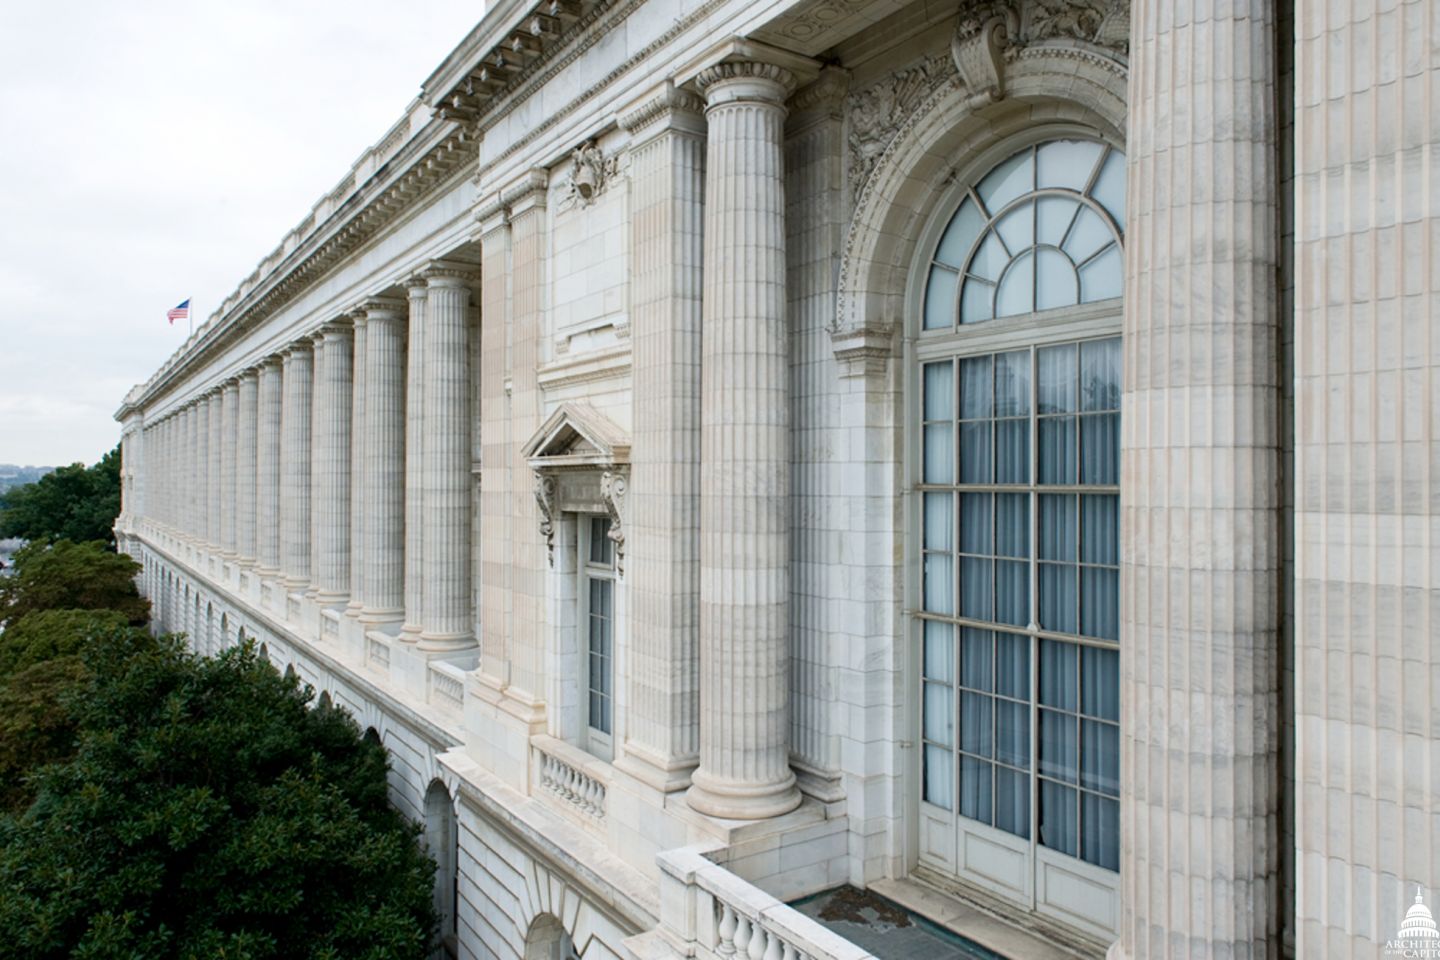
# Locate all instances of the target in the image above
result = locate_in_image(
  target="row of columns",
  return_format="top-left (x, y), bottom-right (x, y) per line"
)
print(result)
top-left (139, 270), bottom-right (476, 652)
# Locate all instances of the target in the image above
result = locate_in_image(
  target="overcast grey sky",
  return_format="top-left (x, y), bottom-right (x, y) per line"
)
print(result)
top-left (0, 0), bottom-right (485, 467)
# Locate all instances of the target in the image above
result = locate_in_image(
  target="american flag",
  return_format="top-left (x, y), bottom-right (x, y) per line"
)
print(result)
top-left (167, 299), bottom-right (190, 324)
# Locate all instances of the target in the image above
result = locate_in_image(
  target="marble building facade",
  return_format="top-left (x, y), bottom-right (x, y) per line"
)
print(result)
top-left (113, 1), bottom-right (1438, 958)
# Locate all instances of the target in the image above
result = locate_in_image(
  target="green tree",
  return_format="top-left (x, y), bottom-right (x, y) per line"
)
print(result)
top-left (0, 540), bottom-right (148, 629)
top-left (0, 639), bottom-right (436, 960)
top-left (0, 608), bottom-right (130, 679)
top-left (0, 445), bottom-right (122, 548)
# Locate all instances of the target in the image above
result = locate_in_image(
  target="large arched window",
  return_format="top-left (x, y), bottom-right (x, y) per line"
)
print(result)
top-left (914, 137), bottom-right (1124, 938)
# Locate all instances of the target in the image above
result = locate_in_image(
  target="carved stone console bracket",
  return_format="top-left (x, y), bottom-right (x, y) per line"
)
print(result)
top-left (830, 326), bottom-right (897, 380)
top-left (952, 3), bottom-right (1019, 98)
top-left (599, 470), bottom-right (628, 577)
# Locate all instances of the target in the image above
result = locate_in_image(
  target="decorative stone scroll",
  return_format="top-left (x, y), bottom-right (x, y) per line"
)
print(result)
top-left (599, 470), bottom-right (628, 576)
top-left (535, 474), bottom-right (558, 567)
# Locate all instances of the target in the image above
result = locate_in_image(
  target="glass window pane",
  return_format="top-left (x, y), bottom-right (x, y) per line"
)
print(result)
top-left (1039, 780), bottom-right (1078, 857)
top-left (925, 266), bottom-right (960, 330)
top-left (995, 560), bottom-right (1028, 627)
top-left (1090, 148), bottom-right (1127, 226)
top-left (1037, 139), bottom-right (1105, 192)
top-left (1080, 567), bottom-right (1119, 640)
top-left (935, 197), bottom-right (985, 268)
top-left (1081, 793), bottom-right (1120, 870)
top-left (960, 628), bottom-right (993, 692)
top-left (1081, 645), bottom-right (1120, 721)
top-left (995, 201), bottom-right (1035, 253)
top-left (995, 419), bottom-right (1029, 483)
top-left (968, 232), bottom-right (1009, 282)
top-left (924, 682), bottom-right (954, 748)
top-left (994, 350), bottom-right (1031, 417)
top-left (924, 361), bottom-right (954, 420)
top-left (1061, 205), bottom-right (1115, 264)
top-left (995, 632), bottom-right (1030, 700)
top-left (1037, 195), bottom-right (1082, 246)
top-left (1039, 563), bottom-right (1078, 634)
top-left (1079, 414), bottom-right (1120, 484)
top-left (1039, 709), bottom-right (1078, 783)
top-left (960, 278), bottom-right (994, 324)
top-left (1038, 343), bottom-right (1077, 413)
top-left (1080, 494), bottom-right (1119, 564)
top-left (1080, 338), bottom-right (1122, 411)
top-left (1081, 719), bottom-right (1120, 796)
top-left (924, 745), bottom-right (954, 811)
top-left (924, 619), bottom-right (956, 683)
top-left (994, 766), bottom-right (1031, 839)
top-left (1035, 247), bottom-right (1080, 311)
top-left (958, 355), bottom-right (992, 419)
top-left (1039, 639), bottom-right (1079, 710)
top-left (958, 422), bottom-right (992, 484)
top-left (995, 699), bottom-right (1030, 768)
top-left (995, 494), bottom-right (1029, 557)
top-left (959, 691), bottom-right (993, 758)
top-left (924, 492), bottom-right (954, 551)
top-left (923, 553), bottom-right (954, 615)
top-left (995, 250), bottom-right (1035, 317)
top-left (958, 756), bottom-right (994, 825)
top-left (1079, 244), bottom-right (1124, 302)
top-left (1038, 416), bottom-right (1077, 485)
top-left (959, 556), bottom-right (994, 621)
top-left (959, 493), bottom-right (992, 555)
top-left (590, 518), bottom-right (613, 564)
top-left (976, 148), bottom-right (1034, 214)
top-left (1039, 494), bottom-right (1077, 561)
top-left (924, 423), bottom-right (954, 484)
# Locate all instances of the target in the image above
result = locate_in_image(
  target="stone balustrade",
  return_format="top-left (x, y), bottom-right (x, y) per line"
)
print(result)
top-left (428, 661), bottom-right (465, 712)
top-left (532, 735), bottom-right (608, 821)
top-left (656, 849), bottom-right (872, 960)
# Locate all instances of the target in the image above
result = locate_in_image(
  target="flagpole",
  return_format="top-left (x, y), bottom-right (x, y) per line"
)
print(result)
top-left (188, 296), bottom-right (194, 338)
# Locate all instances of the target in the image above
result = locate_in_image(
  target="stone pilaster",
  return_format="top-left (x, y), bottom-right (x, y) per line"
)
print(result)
top-left (207, 390), bottom-right (222, 547)
top-left (477, 199), bottom-right (512, 687)
top-left (360, 299), bottom-right (406, 626)
top-left (400, 278), bottom-right (428, 642)
top-left (346, 314), bottom-right (369, 618)
top-left (418, 267), bottom-right (476, 652)
top-left (220, 379), bottom-right (239, 556)
top-left (687, 61), bottom-right (801, 821)
top-left (280, 341), bottom-right (314, 591)
top-left (313, 322), bottom-right (353, 606)
top-left (1114, 2), bottom-right (1282, 957)
top-left (1293, 0), bottom-right (1439, 953)
top-left (255, 357), bottom-right (284, 576)
top-left (235, 369), bottom-right (260, 566)
top-left (617, 82), bottom-right (706, 788)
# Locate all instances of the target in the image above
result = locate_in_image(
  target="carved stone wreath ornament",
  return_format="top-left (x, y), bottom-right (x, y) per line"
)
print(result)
top-left (559, 139), bottom-right (621, 210)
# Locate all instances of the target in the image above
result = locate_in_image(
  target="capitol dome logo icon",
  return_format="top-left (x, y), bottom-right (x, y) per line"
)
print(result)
top-left (1387, 888), bottom-right (1440, 957)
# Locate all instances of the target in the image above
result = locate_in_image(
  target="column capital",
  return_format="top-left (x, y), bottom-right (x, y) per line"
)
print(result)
top-left (258, 353), bottom-right (284, 372)
top-left (282, 338), bottom-right (314, 359)
top-left (360, 297), bottom-right (406, 320)
top-left (695, 60), bottom-right (797, 104)
top-left (314, 318), bottom-right (353, 343)
top-left (677, 37), bottom-right (819, 103)
top-left (474, 192), bottom-right (509, 234)
top-left (422, 260), bottom-right (479, 287)
top-left (619, 80), bottom-right (706, 142)
top-left (501, 169), bottom-right (548, 219)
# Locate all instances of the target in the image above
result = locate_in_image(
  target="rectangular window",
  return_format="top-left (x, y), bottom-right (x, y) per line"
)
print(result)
top-left (582, 516), bottom-right (615, 760)
top-left (919, 336), bottom-right (1120, 870)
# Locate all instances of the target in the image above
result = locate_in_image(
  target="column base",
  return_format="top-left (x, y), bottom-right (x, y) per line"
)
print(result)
top-left (416, 631), bottom-right (476, 653)
top-left (685, 766), bottom-right (801, 821)
top-left (1105, 942), bottom-right (1125, 960)
top-left (359, 607), bottom-right (405, 631)
top-left (313, 590), bottom-right (349, 608)
top-left (398, 622), bottom-right (423, 644)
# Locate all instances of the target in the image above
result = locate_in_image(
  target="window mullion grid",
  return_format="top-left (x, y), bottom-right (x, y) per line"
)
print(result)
top-left (1027, 343), bottom-right (1041, 889)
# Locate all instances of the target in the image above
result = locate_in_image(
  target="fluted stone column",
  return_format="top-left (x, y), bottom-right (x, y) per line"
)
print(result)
top-left (220, 379), bottom-right (239, 557)
top-left (186, 403), bottom-right (200, 539)
top-left (400, 279), bottom-right (428, 642)
top-left (618, 83), bottom-right (706, 787)
top-left (346, 314), bottom-right (369, 618)
top-left (207, 391), bottom-right (222, 547)
top-left (418, 268), bottom-right (475, 651)
top-left (280, 341), bottom-right (314, 591)
top-left (1113, 3), bottom-right (1281, 958)
top-left (360, 300), bottom-right (406, 626)
top-left (256, 357), bottom-right (283, 577)
top-left (196, 399), bottom-right (210, 544)
top-left (314, 322), bottom-right (353, 605)
top-left (687, 61), bottom-right (801, 821)
top-left (307, 331), bottom-right (325, 598)
top-left (235, 369), bottom-right (259, 566)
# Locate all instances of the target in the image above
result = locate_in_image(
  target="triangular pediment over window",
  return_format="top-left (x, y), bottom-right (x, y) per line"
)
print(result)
top-left (522, 402), bottom-right (631, 469)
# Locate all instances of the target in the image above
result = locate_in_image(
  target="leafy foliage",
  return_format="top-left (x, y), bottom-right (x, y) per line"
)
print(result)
top-left (0, 639), bottom-right (437, 960)
top-left (0, 540), bottom-right (148, 629)
top-left (0, 445), bottom-right (122, 548)
top-left (0, 608), bottom-right (131, 679)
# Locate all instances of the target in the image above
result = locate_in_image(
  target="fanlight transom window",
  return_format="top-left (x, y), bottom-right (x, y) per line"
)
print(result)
top-left (923, 139), bottom-right (1126, 330)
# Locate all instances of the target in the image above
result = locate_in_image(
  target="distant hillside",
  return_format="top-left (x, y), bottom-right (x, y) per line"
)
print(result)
top-left (0, 465), bottom-right (55, 495)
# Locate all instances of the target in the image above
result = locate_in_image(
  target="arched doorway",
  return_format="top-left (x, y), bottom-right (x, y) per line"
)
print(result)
top-left (425, 780), bottom-right (459, 958)
top-left (524, 914), bottom-right (578, 960)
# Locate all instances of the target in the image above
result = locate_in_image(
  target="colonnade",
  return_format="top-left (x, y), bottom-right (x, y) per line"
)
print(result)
top-left (138, 269), bottom-right (477, 651)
